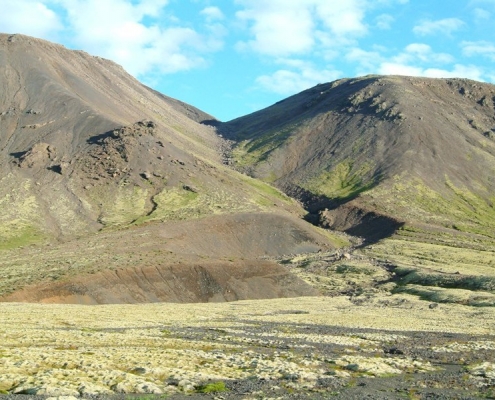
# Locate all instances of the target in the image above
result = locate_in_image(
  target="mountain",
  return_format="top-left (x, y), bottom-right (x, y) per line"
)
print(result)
top-left (0, 32), bottom-right (231, 241)
top-left (222, 75), bottom-right (495, 242)
top-left (0, 33), bottom-right (342, 303)
top-left (2, 33), bottom-right (494, 307)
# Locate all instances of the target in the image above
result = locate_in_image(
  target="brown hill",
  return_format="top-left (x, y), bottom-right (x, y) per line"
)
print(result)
top-left (0, 33), bottom-right (342, 303)
top-left (222, 75), bottom-right (495, 241)
top-left (0, 33), bottom-right (231, 241)
top-left (2, 260), bottom-right (318, 304)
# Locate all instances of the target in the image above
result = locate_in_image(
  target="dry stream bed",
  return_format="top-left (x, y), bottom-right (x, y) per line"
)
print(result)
top-left (1, 295), bottom-right (495, 399)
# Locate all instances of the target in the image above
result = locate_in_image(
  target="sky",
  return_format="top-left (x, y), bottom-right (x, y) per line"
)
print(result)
top-left (1, 0), bottom-right (495, 121)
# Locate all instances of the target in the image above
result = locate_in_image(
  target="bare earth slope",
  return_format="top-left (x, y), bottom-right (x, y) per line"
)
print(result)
top-left (0, 33), bottom-right (220, 242)
top-left (3, 260), bottom-right (318, 304)
top-left (0, 211), bottom-right (333, 303)
top-left (1, 35), bottom-right (495, 399)
top-left (0, 33), bottom-right (341, 303)
top-left (221, 75), bottom-right (495, 315)
top-left (223, 75), bottom-right (495, 241)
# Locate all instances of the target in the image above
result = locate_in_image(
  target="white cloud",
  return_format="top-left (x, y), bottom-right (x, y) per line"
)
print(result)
top-left (402, 43), bottom-right (454, 63)
top-left (132, 0), bottom-right (169, 16)
top-left (235, 0), bottom-right (369, 57)
top-left (388, 44), bottom-right (451, 66)
top-left (473, 7), bottom-right (491, 20)
top-left (462, 40), bottom-right (495, 60)
top-left (413, 18), bottom-right (465, 36)
top-left (201, 6), bottom-right (224, 21)
top-left (378, 62), bottom-right (484, 81)
top-left (314, 0), bottom-right (368, 37)
top-left (0, 0), bottom-right (224, 76)
top-left (346, 48), bottom-right (383, 73)
top-left (46, 0), bottom-right (224, 76)
top-left (256, 61), bottom-right (341, 94)
top-left (373, 0), bottom-right (409, 4)
top-left (375, 14), bottom-right (394, 29)
top-left (235, 0), bottom-right (315, 56)
top-left (0, 1), bottom-right (63, 39)
top-left (346, 43), bottom-right (486, 82)
top-left (348, 43), bottom-right (454, 77)
top-left (379, 62), bottom-right (423, 76)
top-left (423, 65), bottom-right (484, 81)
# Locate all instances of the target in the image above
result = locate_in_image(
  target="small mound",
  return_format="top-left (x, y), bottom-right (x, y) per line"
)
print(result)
top-left (16, 142), bottom-right (57, 170)
top-left (317, 203), bottom-right (404, 244)
top-left (1, 260), bottom-right (318, 304)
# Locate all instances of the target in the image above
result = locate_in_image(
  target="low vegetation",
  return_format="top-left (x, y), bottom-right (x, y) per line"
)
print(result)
top-left (366, 176), bottom-right (495, 238)
top-left (0, 295), bottom-right (494, 398)
top-left (305, 160), bottom-right (375, 201)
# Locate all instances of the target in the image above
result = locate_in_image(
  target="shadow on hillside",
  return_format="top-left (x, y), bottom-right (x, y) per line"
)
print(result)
top-left (9, 150), bottom-right (28, 159)
top-left (87, 129), bottom-right (115, 145)
top-left (289, 185), bottom-right (403, 247)
top-left (200, 119), bottom-right (222, 127)
top-left (339, 212), bottom-right (404, 247)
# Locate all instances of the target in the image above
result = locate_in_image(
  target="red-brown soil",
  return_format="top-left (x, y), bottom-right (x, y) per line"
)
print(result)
top-left (3, 260), bottom-right (318, 304)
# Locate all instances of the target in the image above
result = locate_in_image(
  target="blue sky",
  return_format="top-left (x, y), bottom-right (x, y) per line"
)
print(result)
top-left (1, 0), bottom-right (495, 121)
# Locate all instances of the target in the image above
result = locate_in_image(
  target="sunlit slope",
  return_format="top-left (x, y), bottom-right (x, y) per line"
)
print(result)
top-left (0, 34), bottom-right (313, 247)
top-left (223, 75), bottom-right (495, 238)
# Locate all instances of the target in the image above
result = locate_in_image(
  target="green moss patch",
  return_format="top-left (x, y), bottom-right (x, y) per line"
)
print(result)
top-left (0, 224), bottom-right (45, 250)
top-left (195, 381), bottom-right (227, 393)
top-left (367, 176), bottom-right (495, 238)
top-left (238, 174), bottom-right (294, 208)
top-left (132, 186), bottom-right (200, 224)
top-left (395, 267), bottom-right (495, 292)
top-left (395, 284), bottom-right (495, 307)
top-left (89, 184), bottom-right (148, 226)
top-left (232, 124), bottom-right (297, 168)
top-left (305, 161), bottom-right (375, 201)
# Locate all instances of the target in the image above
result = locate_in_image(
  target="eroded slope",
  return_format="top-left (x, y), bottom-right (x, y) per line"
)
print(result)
top-left (1, 33), bottom-right (275, 245)
top-left (0, 33), bottom-right (344, 303)
top-left (223, 75), bottom-right (495, 240)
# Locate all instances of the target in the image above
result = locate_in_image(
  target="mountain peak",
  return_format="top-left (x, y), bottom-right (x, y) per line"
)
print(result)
top-left (223, 74), bottom-right (495, 240)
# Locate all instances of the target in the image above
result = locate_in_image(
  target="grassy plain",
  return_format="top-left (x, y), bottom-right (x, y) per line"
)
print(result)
top-left (1, 295), bottom-right (494, 398)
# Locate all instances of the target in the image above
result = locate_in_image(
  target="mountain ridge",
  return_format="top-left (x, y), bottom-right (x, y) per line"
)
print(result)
top-left (0, 33), bottom-right (343, 303)
top-left (1, 33), bottom-right (495, 306)
top-left (0, 32), bottom-right (291, 242)
top-left (221, 74), bottom-right (495, 240)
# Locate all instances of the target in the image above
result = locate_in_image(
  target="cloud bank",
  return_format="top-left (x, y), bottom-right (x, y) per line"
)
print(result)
top-left (1, 0), bottom-right (494, 107)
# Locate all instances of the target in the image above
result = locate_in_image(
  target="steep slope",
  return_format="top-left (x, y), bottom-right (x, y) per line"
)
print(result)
top-left (223, 75), bottom-right (495, 240)
top-left (0, 33), bottom-right (218, 243)
top-left (0, 33), bottom-right (343, 303)
top-left (0, 33), bottom-right (310, 244)
top-left (2, 260), bottom-right (318, 304)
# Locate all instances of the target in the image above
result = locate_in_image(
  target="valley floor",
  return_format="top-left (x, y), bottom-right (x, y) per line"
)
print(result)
top-left (1, 294), bottom-right (494, 399)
